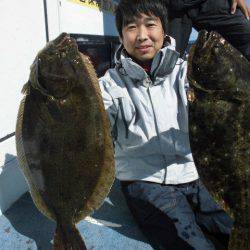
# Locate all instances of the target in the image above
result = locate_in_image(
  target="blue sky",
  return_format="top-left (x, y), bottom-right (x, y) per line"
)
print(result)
top-left (190, 0), bottom-right (250, 41)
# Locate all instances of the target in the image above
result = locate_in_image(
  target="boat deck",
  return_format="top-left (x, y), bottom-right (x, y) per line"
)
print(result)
top-left (0, 180), bottom-right (153, 250)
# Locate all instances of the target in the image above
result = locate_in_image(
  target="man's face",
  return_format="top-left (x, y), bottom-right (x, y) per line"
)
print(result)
top-left (121, 13), bottom-right (164, 64)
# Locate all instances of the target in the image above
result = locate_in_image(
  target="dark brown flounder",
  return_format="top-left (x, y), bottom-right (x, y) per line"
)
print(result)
top-left (15, 33), bottom-right (115, 250)
top-left (188, 30), bottom-right (250, 249)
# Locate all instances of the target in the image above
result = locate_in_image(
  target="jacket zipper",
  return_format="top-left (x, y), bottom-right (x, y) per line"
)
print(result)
top-left (146, 77), bottom-right (168, 184)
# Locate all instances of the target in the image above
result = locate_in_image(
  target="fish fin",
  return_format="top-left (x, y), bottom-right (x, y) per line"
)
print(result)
top-left (53, 223), bottom-right (87, 250)
top-left (21, 81), bottom-right (31, 95)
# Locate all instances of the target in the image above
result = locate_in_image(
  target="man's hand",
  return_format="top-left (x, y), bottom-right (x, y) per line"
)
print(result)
top-left (231, 0), bottom-right (250, 20)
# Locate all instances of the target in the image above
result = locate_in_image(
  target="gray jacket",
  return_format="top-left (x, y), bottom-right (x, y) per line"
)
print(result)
top-left (99, 40), bottom-right (199, 184)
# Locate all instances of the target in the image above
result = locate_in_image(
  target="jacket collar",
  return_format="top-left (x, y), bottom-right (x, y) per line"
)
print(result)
top-left (115, 36), bottom-right (180, 82)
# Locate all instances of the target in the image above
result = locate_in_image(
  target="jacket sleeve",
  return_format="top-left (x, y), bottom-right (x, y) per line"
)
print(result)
top-left (178, 60), bottom-right (189, 107)
top-left (178, 60), bottom-right (190, 133)
top-left (99, 78), bottom-right (118, 130)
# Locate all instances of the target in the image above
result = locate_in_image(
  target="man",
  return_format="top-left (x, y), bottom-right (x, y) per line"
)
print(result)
top-left (165, 0), bottom-right (250, 60)
top-left (99, 0), bottom-right (233, 249)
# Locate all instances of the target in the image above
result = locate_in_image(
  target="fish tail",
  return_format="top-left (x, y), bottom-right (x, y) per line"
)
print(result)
top-left (53, 223), bottom-right (87, 250)
top-left (229, 227), bottom-right (250, 250)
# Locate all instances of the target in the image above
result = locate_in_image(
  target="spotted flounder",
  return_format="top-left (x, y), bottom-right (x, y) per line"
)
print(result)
top-left (15, 33), bottom-right (115, 249)
top-left (187, 30), bottom-right (250, 249)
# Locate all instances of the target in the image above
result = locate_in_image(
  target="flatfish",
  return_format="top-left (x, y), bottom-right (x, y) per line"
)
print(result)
top-left (187, 30), bottom-right (250, 249)
top-left (15, 33), bottom-right (115, 249)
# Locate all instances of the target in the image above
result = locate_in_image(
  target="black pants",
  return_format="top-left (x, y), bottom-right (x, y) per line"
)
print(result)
top-left (166, 0), bottom-right (250, 60)
top-left (121, 179), bottom-right (233, 250)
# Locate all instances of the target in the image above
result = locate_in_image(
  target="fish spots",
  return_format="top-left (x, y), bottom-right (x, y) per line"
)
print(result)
top-left (72, 59), bottom-right (80, 65)
top-left (61, 52), bottom-right (67, 58)
top-left (181, 231), bottom-right (190, 239)
top-left (59, 99), bottom-right (67, 105)
top-left (184, 225), bottom-right (192, 230)
top-left (49, 96), bottom-right (56, 101)
top-left (191, 231), bottom-right (196, 236)
top-left (220, 37), bottom-right (226, 45)
top-left (83, 56), bottom-right (92, 65)
top-left (172, 218), bottom-right (179, 223)
top-left (181, 224), bottom-right (194, 240)
top-left (192, 126), bottom-right (197, 131)
top-left (187, 89), bottom-right (195, 102)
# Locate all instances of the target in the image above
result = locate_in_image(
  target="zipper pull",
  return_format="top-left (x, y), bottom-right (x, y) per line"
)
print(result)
top-left (143, 77), bottom-right (152, 88)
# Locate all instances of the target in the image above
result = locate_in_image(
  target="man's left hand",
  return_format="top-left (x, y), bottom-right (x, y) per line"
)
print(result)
top-left (231, 0), bottom-right (250, 20)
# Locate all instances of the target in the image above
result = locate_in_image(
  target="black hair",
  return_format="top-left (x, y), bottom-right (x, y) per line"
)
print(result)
top-left (115, 0), bottom-right (168, 38)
